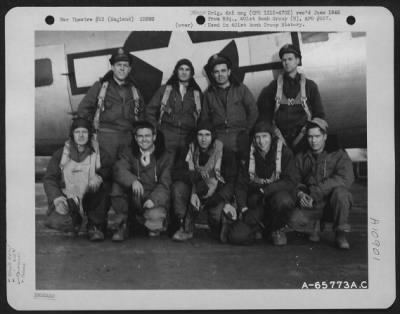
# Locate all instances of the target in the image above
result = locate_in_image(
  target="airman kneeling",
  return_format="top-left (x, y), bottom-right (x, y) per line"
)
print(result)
top-left (171, 121), bottom-right (238, 242)
top-left (43, 118), bottom-right (112, 241)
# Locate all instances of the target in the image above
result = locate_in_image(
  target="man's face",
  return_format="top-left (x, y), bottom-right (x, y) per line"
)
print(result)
top-left (177, 65), bottom-right (192, 83)
top-left (112, 61), bottom-right (131, 82)
top-left (197, 130), bottom-right (213, 151)
top-left (307, 127), bottom-right (327, 154)
top-left (211, 63), bottom-right (231, 86)
top-left (281, 53), bottom-right (300, 74)
top-left (254, 132), bottom-right (272, 153)
top-left (135, 128), bottom-right (156, 151)
top-left (73, 127), bottom-right (89, 147)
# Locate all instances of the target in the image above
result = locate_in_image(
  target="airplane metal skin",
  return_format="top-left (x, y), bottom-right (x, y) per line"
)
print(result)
top-left (35, 31), bottom-right (366, 155)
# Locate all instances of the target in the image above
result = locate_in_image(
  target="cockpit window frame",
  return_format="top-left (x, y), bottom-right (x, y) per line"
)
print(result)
top-left (35, 58), bottom-right (54, 87)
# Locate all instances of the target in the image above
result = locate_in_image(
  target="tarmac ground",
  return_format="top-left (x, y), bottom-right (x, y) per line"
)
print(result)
top-left (35, 181), bottom-right (368, 290)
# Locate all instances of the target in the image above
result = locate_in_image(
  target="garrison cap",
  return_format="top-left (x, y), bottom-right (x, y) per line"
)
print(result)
top-left (306, 117), bottom-right (329, 133)
top-left (206, 53), bottom-right (232, 71)
top-left (279, 44), bottom-right (302, 59)
top-left (109, 47), bottom-right (133, 65)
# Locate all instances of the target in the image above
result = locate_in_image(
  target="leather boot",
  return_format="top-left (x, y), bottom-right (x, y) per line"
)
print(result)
top-left (271, 229), bottom-right (287, 246)
top-left (335, 230), bottom-right (350, 249)
top-left (87, 225), bottom-right (105, 242)
top-left (148, 230), bottom-right (161, 237)
top-left (112, 222), bottom-right (128, 242)
top-left (309, 220), bottom-right (321, 242)
top-left (172, 227), bottom-right (194, 242)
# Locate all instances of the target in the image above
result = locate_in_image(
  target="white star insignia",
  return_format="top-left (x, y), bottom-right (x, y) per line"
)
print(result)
top-left (130, 31), bottom-right (235, 90)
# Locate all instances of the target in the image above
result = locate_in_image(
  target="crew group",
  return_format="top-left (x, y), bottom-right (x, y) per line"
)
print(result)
top-left (43, 44), bottom-right (354, 249)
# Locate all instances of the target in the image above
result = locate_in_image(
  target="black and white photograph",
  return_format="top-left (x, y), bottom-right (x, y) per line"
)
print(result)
top-left (5, 6), bottom-right (396, 310)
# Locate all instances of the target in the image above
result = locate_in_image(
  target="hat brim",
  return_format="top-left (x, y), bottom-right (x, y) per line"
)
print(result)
top-left (306, 121), bottom-right (328, 132)
top-left (110, 53), bottom-right (133, 65)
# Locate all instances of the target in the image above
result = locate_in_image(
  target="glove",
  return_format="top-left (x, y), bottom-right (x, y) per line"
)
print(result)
top-left (194, 180), bottom-right (209, 197)
top-left (223, 203), bottom-right (237, 221)
top-left (241, 209), bottom-right (259, 226)
top-left (88, 175), bottom-right (103, 192)
top-left (53, 196), bottom-right (68, 215)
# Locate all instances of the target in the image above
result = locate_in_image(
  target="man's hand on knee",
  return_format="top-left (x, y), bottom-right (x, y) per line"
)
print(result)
top-left (223, 203), bottom-right (237, 221)
top-left (297, 191), bottom-right (314, 208)
top-left (190, 193), bottom-right (201, 211)
top-left (132, 180), bottom-right (144, 197)
top-left (88, 174), bottom-right (103, 192)
top-left (54, 196), bottom-right (69, 215)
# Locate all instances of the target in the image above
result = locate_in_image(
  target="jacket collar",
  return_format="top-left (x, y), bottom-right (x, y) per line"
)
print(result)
top-left (254, 139), bottom-right (277, 161)
top-left (165, 75), bottom-right (202, 92)
top-left (69, 141), bottom-right (93, 161)
top-left (283, 72), bottom-right (301, 82)
top-left (101, 70), bottom-right (138, 86)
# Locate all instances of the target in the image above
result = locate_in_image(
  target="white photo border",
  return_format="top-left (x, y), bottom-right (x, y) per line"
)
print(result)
top-left (5, 6), bottom-right (396, 310)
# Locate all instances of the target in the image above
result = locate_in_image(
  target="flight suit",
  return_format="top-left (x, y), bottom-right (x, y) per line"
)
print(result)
top-left (146, 84), bottom-right (202, 155)
top-left (201, 83), bottom-right (258, 156)
top-left (231, 140), bottom-right (297, 244)
top-left (257, 73), bottom-right (324, 152)
top-left (111, 144), bottom-right (172, 234)
top-left (171, 142), bottom-right (237, 237)
top-left (43, 143), bottom-right (112, 233)
top-left (77, 72), bottom-right (145, 163)
top-left (292, 139), bottom-right (354, 232)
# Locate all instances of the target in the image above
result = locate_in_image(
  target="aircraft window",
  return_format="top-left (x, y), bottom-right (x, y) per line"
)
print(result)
top-left (35, 58), bottom-right (53, 87)
top-left (351, 32), bottom-right (366, 38)
top-left (301, 32), bottom-right (329, 44)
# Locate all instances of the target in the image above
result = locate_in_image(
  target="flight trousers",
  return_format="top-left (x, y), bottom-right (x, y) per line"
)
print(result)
top-left (172, 181), bottom-right (225, 235)
top-left (290, 186), bottom-right (352, 232)
top-left (45, 181), bottom-right (111, 233)
top-left (111, 193), bottom-right (167, 233)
